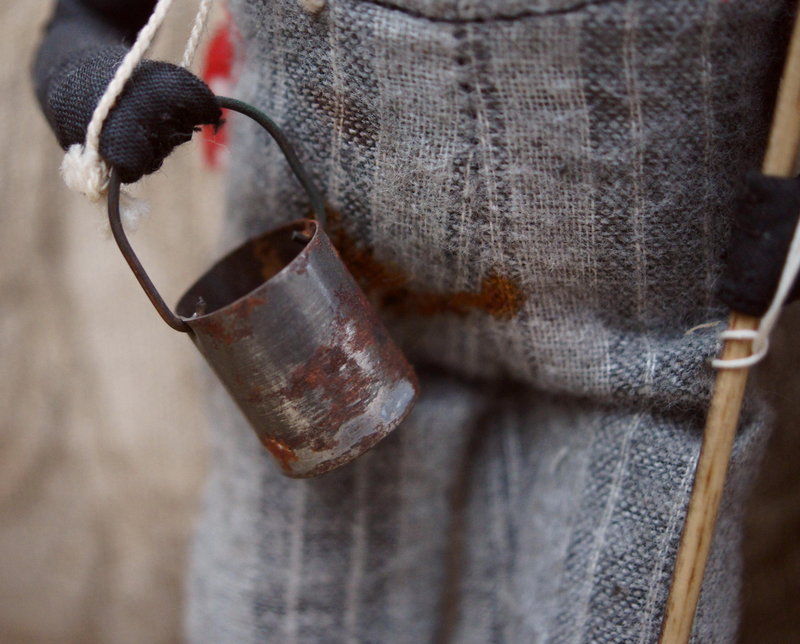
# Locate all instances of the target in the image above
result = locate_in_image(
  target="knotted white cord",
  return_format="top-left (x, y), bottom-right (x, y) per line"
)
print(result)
top-left (713, 212), bottom-right (800, 369)
top-left (60, 0), bottom-right (212, 229)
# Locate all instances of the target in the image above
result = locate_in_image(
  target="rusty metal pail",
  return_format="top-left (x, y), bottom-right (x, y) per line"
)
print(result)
top-left (107, 97), bottom-right (418, 478)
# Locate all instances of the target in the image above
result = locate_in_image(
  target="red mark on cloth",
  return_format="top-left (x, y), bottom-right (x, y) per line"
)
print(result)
top-left (201, 12), bottom-right (239, 168)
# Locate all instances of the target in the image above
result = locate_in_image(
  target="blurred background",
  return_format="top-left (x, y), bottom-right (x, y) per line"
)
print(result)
top-left (1, 2), bottom-right (798, 642)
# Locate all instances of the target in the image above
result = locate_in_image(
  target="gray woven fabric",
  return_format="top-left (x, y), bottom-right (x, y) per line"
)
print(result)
top-left (187, 0), bottom-right (788, 641)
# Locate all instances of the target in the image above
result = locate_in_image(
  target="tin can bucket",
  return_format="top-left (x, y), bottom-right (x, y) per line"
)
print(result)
top-left (107, 97), bottom-right (418, 477)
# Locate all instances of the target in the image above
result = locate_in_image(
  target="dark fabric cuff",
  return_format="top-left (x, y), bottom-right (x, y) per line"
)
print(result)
top-left (717, 171), bottom-right (800, 317)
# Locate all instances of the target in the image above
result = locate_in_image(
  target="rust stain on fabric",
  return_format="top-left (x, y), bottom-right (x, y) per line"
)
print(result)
top-left (324, 209), bottom-right (525, 320)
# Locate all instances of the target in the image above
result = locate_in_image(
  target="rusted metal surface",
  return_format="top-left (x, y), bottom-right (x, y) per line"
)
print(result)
top-left (108, 97), bottom-right (418, 479)
top-left (175, 219), bottom-right (418, 477)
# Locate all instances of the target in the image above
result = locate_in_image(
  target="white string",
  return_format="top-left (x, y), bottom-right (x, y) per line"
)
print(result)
top-left (181, 0), bottom-right (213, 68)
top-left (60, 0), bottom-right (213, 229)
top-left (713, 207), bottom-right (800, 369)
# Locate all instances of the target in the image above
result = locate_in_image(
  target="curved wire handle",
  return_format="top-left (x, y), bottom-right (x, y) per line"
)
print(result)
top-left (108, 169), bottom-right (191, 332)
top-left (107, 96), bottom-right (326, 333)
top-left (216, 97), bottom-right (326, 228)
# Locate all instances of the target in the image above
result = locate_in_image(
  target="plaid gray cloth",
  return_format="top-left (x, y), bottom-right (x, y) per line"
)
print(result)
top-left (187, 0), bottom-right (788, 641)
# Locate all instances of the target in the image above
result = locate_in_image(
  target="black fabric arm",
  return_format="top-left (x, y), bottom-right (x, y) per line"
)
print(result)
top-left (33, 0), bottom-right (221, 183)
top-left (717, 172), bottom-right (800, 316)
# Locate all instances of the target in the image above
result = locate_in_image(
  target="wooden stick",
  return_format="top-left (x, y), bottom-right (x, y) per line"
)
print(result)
top-left (659, 14), bottom-right (800, 644)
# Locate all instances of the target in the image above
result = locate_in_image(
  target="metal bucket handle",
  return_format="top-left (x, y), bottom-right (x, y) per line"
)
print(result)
top-left (107, 96), bottom-right (327, 334)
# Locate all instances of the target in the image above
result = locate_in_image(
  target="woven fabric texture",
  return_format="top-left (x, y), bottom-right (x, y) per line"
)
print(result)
top-left (185, 0), bottom-right (791, 642)
top-left (189, 369), bottom-right (769, 644)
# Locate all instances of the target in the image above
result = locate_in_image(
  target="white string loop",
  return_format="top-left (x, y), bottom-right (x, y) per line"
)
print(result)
top-left (60, 0), bottom-right (213, 229)
top-left (713, 201), bottom-right (800, 369)
top-left (711, 329), bottom-right (768, 370)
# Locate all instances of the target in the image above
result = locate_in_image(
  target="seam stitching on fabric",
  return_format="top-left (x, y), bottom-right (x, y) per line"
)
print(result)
top-left (351, 0), bottom-right (617, 25)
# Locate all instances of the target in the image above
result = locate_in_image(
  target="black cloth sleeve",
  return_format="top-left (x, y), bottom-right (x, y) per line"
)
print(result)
top-left (33, 0), bottom-right (221, 183)
top-left (717, 172), bottom-right (800, 316)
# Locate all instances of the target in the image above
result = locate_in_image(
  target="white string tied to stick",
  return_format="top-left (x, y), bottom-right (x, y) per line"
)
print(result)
top-left (713, 210), bottom-right (800, 369)
top-left (60, 0), bottom-right (213, 230)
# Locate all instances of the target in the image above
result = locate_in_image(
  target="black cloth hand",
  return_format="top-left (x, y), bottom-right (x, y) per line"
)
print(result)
top-left (34, 0), bottom-right (221, 184)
